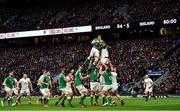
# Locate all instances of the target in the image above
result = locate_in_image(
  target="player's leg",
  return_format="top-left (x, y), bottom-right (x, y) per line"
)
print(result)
top-left (60, 95), bottom-right (67, 107)
top-left (106, 85), bottom-right (113, 106)
top-left (101, 85), bottom-right (110, 106)
top-left (107, 92), bottom-right (112, 106)
top-left (11, 88), bottom-right (20, 106)
top-left (37, 96), bottom-right (43, 104)
top-left (58, 89), bottom-right (67, 107)
top-left (112, 84), bottom-right (125, 106)
top-left (90, 82), bottom-right (96, 105)
top-left (101, 91), bottom-right (107, 106)
top-left (26, 89), bottom-right (32, 104)
top-left (144, 90), bottom-right (149, 101)
top-left (1, 87), bottom-right (11, 106)
top-left (94, 90), bottom-right (100, 105)
top-left (55, 90), bottom-right (64, 105)
top-left (16, 89), bottom-right (24, 105)
top-left (150, 91), bottom-right (156, 100)
top-left (36, 89), bottom-right (44, 104)
top-left (66, 89), bottom-right (74, 107)
top-left (15, 93), bottom-right (22, 105)
top-left (78, 85), bottom-right (88, 107)
top-left (115, 91), bottom-right (125, 106)
top-left (43, 89), bottom-right (51, 107)
top-left (94, 82), bottom-right (100, 105)
top-left (8, 90), bottom-right (13, 106)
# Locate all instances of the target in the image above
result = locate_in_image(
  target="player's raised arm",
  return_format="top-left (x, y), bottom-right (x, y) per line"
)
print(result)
top-left (99, 65), bottom-right (103, 75)
top-left (109, 61), bottom-right (114, 71)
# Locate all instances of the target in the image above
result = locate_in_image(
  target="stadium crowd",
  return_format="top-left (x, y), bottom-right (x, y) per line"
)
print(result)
top-left (158, 48), bottom-right (180, 94)
top-left (0, 36), bottom-right (178, 95)
top-left (0, 0), bottom-right (179, 32)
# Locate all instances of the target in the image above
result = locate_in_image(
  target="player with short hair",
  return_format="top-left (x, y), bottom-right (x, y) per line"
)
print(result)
top-left (16, 74), bottom-right (33, 105)
top-left (89, 64), bottom-right (100, 105)
top-left (55, 68), bottom-right (66, 106)
top-left (37, 70), bottom-right (52, 107)
top-left (144, 75), bottom-right (156, 101)
top-left (99, 65), bottom-right (113, 106)
top-left (1, 71), bottom-right (18, 106)
top-left (56, 68), bottom-right (73, 107)
top-left (75, 65), bottom-right (89, 107)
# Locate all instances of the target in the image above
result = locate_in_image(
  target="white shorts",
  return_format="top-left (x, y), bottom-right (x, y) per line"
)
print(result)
top-left (65, 87), bottom-right (73, 94)
top-left (102, 84), bottom-right (113, 92)
top-left (111, 83), bottom-right (118, 92)
top-left (40, 88), bottom-right (50, 95)
top-left (90, 82), bottom-right (100, 91)
top-left (90, 47), bottom-right (100, 58)
top-left (100, 57), bottom-right (110, 65)
top-left (60, 88), bottom-right (73, 95)
top-left (5, 86), bottom-right (12, 92)
top-left (12, 88), bottom-right (19, 95)
top-left (76, 85), bottom-right (87, 95)
top-left (145, 87), bottom-right (153, 93)
top-left (20, 89), bottom-right (30, 95)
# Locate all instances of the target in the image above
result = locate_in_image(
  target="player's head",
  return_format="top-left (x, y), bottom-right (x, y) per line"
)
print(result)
top-left (43, 70), bottom-right (48, 75)
top-left (23, 74), bottom-right (27, 79)
top-left (78, 64), bottom-right (83, 70)
top-left (106, 67), bottom-right (111, 73)
top-left (104, 65), bottom-right (110, 73)
top-left (144, 75), bottom-right (149, 79)
top-left (9, 71), bottom-right (14, 76)
top-left (97, 34), bottom-right (102, 40)
top-left (60, 68), bottom-right (65, 74)
top-left (113, 67), bottom-right (117, 72)
top-left (68, 69), bottom-right (74, 77)
top-left (46, 71), bottom-right (50, 76)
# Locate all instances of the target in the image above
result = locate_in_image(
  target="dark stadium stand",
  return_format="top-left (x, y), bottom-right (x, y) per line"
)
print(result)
top-left (0, 0), bottom-right (179, 32)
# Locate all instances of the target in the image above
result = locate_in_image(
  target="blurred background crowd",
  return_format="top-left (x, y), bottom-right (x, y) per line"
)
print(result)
top-left (0, 0), bottom-right (179, 32)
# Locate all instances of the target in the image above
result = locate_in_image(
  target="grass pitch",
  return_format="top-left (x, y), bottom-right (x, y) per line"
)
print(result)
top-left (0, 97), bottom-right (180, 110)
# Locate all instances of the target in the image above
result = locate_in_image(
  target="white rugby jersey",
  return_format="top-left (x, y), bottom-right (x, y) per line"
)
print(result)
top-left (144, 78), bottom-right (153, 88)
top-left (19, 78), bottom-right (30, 90)
top-left (111, 72), bottom-right (117, 84)
top-left (101, 47), bottom-right (109, 58)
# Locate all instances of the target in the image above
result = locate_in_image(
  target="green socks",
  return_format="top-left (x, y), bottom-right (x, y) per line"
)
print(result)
top-left (62, 96), bottom-right (67, 104)
top-left (67, 97), bottom-right (73, 107)
top-left (91, 96), bottom-right (93, 104)
top-left (95, 95), bottom-right (99, 103)
top-left (108, 97), bottom-right (112, 104)
top-left (80, 95), bottom-right (86, 104)
top-left (102, 96), bottom-right (107, 104)
top-left (3, 97), bottom-right (7, 102)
